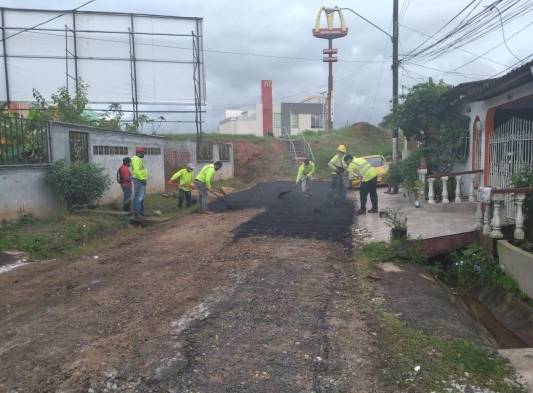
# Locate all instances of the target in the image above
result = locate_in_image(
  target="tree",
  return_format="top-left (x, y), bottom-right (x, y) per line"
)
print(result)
top-left (29, 80), bottom-right (91, 124)
top-left (381, 79), bottom-right (469, 173)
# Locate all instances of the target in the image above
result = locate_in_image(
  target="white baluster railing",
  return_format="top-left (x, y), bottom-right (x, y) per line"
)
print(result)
top-left (424, 170), bottom-right (482, 205)
top-left (481, 189), bottom-right (532, 240)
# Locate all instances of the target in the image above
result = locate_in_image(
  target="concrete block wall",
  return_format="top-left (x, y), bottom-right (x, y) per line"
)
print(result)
top-left (0, 122), bottom-right (234, 220)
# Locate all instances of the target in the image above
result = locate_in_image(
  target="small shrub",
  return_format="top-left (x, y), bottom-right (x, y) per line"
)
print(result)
top-left (384, 208), bottom-right (408, 240)
top-left (439, 245), bottom-right (527, 300)
top-left (45, 160), bottom-right (110, 210)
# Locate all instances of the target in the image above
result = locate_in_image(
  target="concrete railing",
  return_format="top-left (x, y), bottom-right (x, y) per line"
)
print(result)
top-left (482, 187), bottom-right (533, 240)
top-left (424, 170), bottom-right (483, 205)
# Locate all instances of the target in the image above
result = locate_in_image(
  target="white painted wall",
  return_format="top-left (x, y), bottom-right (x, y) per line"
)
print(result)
top-left (454, 81), bottom-right (533, 187)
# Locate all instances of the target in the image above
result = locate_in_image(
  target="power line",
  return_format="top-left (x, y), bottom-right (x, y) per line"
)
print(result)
top-left (5, 0), bottom-right (95, 40)
top-left (400, 23), bottom-right (507, 67)
top-left (10, 27), bottom-right (384, 65)
top-left (430, 19), bottom-right (533, 77)
top-left (487, 4), bottom-right (522, 61)
top-left (488, 53), bottom-right (533, 78)
top-left (403, 0), bottom-right (479, 58)
top-left (404, 0), bottom-right (533, 63)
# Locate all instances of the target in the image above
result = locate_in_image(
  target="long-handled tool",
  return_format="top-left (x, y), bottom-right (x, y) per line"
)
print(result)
top-left (277, 182), bottom-right (300, 199)
top-left (209, 189), bottom-right (235, 210)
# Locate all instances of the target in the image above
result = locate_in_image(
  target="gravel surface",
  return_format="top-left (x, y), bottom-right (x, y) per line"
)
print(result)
top-left (0, 182), bottom-right (382, 393)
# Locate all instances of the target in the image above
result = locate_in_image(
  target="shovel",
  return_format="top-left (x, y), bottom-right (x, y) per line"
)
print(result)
top-left (209, 189), bottom-right (235, 210)
top-left (278, 183), bottom-right (299, 199)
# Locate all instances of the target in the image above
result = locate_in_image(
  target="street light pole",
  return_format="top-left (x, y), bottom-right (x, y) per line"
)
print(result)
top-left (327, 38), bottom-right (334, 134)
top-left (392, 0), bottom-right (399, 162)
top-left (340, 6), bottom-right (399, 161)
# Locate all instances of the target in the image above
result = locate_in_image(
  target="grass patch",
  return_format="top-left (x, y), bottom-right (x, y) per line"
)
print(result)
top-left (355, 252), bottom-right (525, 392)
top-left (361, 240), bottom-right (428, 266)
top-left (165, 133), bottom-right (276, 144)
top-left (0, 213), bottom-right (131, 259)
top-left (0, 193), bottom-right (200, 260)
top-left (381, 312), bottom-right (525, 392)
top-left (304, 124), bottom-right (391, 178)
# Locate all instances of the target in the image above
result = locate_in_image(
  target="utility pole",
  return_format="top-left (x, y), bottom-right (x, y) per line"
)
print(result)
top-left (392, 0), bottom-right (399, 162)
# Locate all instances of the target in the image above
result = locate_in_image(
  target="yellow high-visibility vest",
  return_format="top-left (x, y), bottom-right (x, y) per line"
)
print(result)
top-left (170, 168), bottom-right (194, 191)
top-left (131, 155), bottom-right (148, 181)
top-left (195, 164), bottom-right (216, 190)
top-left (296, 161), bottom-right (316, 182)
top-left (349, 157), bottom-right (377, 182)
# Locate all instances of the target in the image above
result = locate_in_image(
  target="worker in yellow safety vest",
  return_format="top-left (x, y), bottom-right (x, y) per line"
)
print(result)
top-left (296, 159), bottom-right (315, 197)
top-left (326, 145), bottom-right (348, 202)
top-left (344, 154), bottom-right (378, 215)
top-left (131, 147), bottom-right (149, 218)
top-left (167, 163), bottom-right (195, 208)
top-left (194, 161), bottom-right (223, 214)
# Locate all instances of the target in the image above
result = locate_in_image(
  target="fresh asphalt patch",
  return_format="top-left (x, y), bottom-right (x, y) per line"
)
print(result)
top-left (209, 181), bottom-right (355, 244)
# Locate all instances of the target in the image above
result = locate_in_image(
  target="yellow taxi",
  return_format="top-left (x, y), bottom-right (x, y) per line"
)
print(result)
top-left (351, 155), bottom-right (389, 187)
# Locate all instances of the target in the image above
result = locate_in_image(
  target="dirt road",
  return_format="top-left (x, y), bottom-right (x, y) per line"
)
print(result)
top-left (0, 182), bottom-right (380, 393)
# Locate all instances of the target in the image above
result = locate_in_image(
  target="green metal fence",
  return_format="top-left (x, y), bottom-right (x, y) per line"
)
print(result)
top-left (0, 116), bottom-right (50, 165)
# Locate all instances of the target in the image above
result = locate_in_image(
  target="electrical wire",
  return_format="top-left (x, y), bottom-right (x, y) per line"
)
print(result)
top-left (4, 27), bottom-right (384, 65)
top-left (488, 4), bottom-right (522, 61)
top-left (404, 0), bottom-right (533, 63)
top-left (400, 23), bottom-right (507, 67)
top-left (4, 0), bottom-right (96, 40)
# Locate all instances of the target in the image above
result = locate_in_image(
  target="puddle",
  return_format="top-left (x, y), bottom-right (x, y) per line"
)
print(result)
top-left (460, 293), bottom-right (527, 349)
top-left (0, 261), bottom-right (28, 275)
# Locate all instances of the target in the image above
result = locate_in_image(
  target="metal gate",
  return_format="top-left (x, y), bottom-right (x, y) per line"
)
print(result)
top-left (69, 131), bottom-right (89, 162)
top-left (489, 117), bottom-right (533, 220)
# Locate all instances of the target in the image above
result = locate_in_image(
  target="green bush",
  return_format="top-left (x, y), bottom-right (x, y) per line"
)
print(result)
top-left (438, 245), bottom-right (527, 300)
top-left (45, 160), bottom-right (110, 210)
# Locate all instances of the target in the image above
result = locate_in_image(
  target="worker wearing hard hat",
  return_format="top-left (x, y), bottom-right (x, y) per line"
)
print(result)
top-left (194, 161), bottom-right (223, 214)
top-left (344, 154), bottom-right (378, 215)
top-left (296, 159), bottom-right (316, 197)
top-left (167, 163), bottom-right (195, 208)
top-left (327, 145), bottom-right (348, 201)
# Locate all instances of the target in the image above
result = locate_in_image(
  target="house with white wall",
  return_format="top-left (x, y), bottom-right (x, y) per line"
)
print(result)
top-left (452, 60), bottom-right (533, 189)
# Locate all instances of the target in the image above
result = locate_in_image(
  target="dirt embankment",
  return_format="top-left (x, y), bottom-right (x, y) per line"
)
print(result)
top-left (231, 140), bottom-right (291, 182)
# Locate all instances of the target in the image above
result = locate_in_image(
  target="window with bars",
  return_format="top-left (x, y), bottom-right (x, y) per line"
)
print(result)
top-left (136, 147), bottom-right (161, 155)
top-left (93, 145), bottom-right (129, 155)
top-left (197, 141), bottom-right (213, 162)
top-left (218, 144), bottom-right (231, 162)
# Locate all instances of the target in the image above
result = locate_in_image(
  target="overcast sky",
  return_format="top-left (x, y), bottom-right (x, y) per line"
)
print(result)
top-left (1, 0), bottom-right (532, 132)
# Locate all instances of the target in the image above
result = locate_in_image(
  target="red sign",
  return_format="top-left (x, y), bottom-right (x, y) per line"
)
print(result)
top-left (322, 48), bottom-right (338, 54)
top-left (261, 80), bottom-right (273, 136)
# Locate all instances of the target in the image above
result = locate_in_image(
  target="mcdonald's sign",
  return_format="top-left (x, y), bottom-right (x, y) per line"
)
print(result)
top-left (312, 7), bottom-right (348, 39)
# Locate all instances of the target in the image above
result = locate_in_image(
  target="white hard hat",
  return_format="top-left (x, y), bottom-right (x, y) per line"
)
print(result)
top-left (187, 163), bottom-right (195, 169)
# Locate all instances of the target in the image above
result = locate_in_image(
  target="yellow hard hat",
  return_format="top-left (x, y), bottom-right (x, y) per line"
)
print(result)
top-left (337, 144), bottom-right (347, 153)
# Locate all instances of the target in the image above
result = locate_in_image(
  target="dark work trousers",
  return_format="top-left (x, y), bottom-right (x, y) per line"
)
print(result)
top-left (178, 189), bottom-right (192, 208)
top-left (360, 176), bottom-right (378, 210)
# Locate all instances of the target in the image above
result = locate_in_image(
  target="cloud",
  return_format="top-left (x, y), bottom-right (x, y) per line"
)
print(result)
top-left (2, 0), bottom-right (532, 133)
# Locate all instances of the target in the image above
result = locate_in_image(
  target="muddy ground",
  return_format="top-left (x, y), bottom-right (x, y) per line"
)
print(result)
top-left (0, 181), bottom-right (382, 393)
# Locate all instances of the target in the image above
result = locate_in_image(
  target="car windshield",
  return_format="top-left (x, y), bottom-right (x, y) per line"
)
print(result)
top-left (366, 157), bottom-right (384, 167)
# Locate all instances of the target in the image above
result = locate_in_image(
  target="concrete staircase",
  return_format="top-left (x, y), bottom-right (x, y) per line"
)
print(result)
top-left (287, 139), bottom-right (308, 161)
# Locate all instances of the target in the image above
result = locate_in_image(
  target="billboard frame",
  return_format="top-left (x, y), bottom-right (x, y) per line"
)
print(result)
top-left (0, 7), bottom-right (205, 136)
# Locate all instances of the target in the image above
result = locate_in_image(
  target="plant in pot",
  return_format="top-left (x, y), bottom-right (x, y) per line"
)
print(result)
top-left (385, 207), bottom-right (408, 241)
